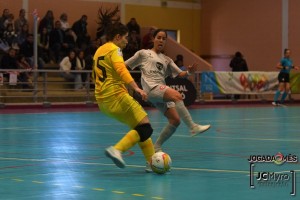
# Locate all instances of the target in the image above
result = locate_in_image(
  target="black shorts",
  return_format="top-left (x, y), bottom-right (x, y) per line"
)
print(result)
top-left (278, 72), bottom-right (289, 83)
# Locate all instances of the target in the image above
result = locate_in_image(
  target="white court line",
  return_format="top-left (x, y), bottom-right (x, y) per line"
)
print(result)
top-left (0, 127), bottom-right (299, 142)
top-left (0, 157), bottom-right (299, 178)
top-left (0, 156), bottom-right (249, 174)
top-left (200, 135), bottom-right (300, 142)
top-left (5, 157), bottom-right (300, 174)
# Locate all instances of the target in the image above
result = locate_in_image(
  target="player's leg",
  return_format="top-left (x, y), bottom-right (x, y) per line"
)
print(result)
top-left (101, 94), bottom-right (153, 168)
top-left (163, 87), bottom-right (210, 136)
top-left (107, 119), bottom-right (155, 169)
top-left (280, 75), bottom-right (290, 104)
top-left (273, 82), bottom-right (284, 105)
top-left (273, 73), bottom-right (285, 105)
top-left (280, 82), bottom-right (290, 104)
top-left (148, 88), bottom-right (181, 151)
top-left (135, 121), bottom-right (155, 160)
top-left (135, 121), bottom-right (155, 172)
top-left (154, 106), bottom-right (179, 152)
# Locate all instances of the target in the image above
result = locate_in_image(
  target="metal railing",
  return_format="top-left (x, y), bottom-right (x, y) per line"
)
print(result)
top-left (1, 69), bottom-right (282, 107)
top-left (0, 69), bottom-right (94, 106)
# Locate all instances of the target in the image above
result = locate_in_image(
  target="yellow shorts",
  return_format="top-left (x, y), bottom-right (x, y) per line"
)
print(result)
top-left (97, 93), bottom-right (147, 129)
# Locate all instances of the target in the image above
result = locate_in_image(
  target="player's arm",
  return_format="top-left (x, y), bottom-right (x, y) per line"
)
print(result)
top-left (177, 63), bottom-right (198, 78)
top-left (276, 60), bottom-right (296, 70)
top-left (113, 62), bottom-right (148, 101)
top-left (276, 62), bottom-right (286, 70)
top-left (289, 65), bottom-right (300, 70)
top-left (125, 50), bottom-right (141, 70)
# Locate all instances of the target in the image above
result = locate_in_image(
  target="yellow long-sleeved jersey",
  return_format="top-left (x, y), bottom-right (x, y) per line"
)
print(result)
top-left (93, 42), bottom-right (134, 101)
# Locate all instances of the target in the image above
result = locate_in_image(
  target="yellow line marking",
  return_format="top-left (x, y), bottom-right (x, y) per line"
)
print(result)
top-left (92, 188), bottom-right (105, 191)
top-left (132, 193), bottom-right (144, 197)
top-left (32, 181), bottom-right (44, 184)
top-left (12, 179), bottom-right (24, 182)
top-left (112, 190), bottom-right (125, 194)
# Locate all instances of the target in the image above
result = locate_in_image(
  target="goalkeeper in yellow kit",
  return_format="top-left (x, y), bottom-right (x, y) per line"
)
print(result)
top-left (93, 22), bottom-right (155, 169)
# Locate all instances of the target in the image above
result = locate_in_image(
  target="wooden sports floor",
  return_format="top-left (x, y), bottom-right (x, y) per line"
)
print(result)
top-left (0, 103), bottom-right (299, 200)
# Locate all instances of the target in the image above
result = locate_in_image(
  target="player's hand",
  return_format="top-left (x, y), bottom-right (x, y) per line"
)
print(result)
top-left (186, 63), bottom-right (199, 74)
top-left (294, 66), bottom-right (299, 70)
top-left (136, 88), bottom-right (148, 102)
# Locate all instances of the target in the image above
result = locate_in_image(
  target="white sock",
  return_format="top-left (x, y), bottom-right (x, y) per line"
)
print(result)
top-left (154, 123), bottom-right (177, 152)
top-left (175, 101), bottom-right (195, 129)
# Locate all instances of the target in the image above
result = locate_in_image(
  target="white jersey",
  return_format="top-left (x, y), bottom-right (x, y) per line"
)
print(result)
top-left (125, 49), bottom-right (182, 92)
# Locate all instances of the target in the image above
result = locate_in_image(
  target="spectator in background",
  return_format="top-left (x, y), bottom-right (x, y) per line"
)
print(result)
top-left (126, 17), bottom-right (140, 35)
top-left (123, 30), bottom-right (142, 84)
top-left (19, 33), bottom-right (45, 70)
top-left (3, 23), bottom-right (18, 48)
top-left (59, 13), bottom-right (70, 31)
top-left (3, 13), bottom-right (15, 31)
top-left (0, 48), bottom-right (19, 81)
top-left (174, 54), bottom-right (186, 71)
top-left (49, 20), bottom-right (65, 63)
top-left (229, 51), bottom-right (248, 72)
top-left (60, 13), bottom-right (77, 42)
top-left (0, 9), bottom-right (10, 37)
top-left (229, 51), bottom-right (249, 99)
top-left (84, 38), bottom-right (101, 89)
top-left (123, 30), bottom-right (141, 60)
top-left (63, 28), bottom-right (76, 55)
top-left (141, 26), bottom-right (155, 49)
top-left (38, 27), bottom-right (50, 63)
top-left (84, 37), bottom-right (102, 65)
top-left (38, 10), bottom-right (54, 35)
top-left (59, 49), bottom-right (83, 90)
top-left (14, 9), bottom-right (28, 34)
top-left (17, 54), bottom-right (33, 89)
top-left (75, 49), bottom-right (87, 88)
top-left (16, 23), bottom-right (29, 46)
top-left (72, 15), bottom-right (90, 49)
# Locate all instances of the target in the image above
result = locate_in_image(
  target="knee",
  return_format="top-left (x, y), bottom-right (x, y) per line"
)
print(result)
top-left (169, 90), bottom-right (183, 101)
top-left (135, 123), bottom-right (153, 142)
top-left (169, 117), bottom-right (180, 127)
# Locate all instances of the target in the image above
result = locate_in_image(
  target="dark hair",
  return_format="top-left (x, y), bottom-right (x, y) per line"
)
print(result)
top-left (152, 29), bottom-right (168, 38)
top-left (235, 51), bottom-right (242, 58)
top-left (284, 48), bottom-right (290, 54)
top-left (176, 54), bottom-right (183, 61)
top-left (106, 22), bottom-right (128, 41)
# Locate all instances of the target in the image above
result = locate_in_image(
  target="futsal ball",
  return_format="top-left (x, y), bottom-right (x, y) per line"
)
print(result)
top-left (150, 152), bottom-right (172, 174)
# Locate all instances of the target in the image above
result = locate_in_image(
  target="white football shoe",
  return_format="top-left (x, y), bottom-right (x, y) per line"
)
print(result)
top-left (190, 124), bottom-right (211, 137)
top-left (105, 146), bottom-right (126, 168)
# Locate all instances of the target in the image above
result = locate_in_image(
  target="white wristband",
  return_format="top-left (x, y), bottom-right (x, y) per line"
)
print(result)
top-left (186, 70), bottom-right (191, 76)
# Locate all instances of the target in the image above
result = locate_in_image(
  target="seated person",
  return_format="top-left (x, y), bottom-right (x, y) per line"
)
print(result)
top-left (0, 48), bottom-right (19, 81)
top-left (17, 54), bottom-right (33, 89)
top-left (0, 48), bottom-right (31, 89)
top-left (59, 49), bottom-right (83, 90)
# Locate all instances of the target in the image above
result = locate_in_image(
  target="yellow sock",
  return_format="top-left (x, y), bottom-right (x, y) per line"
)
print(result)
top-left (114, 130), bottom-right (140, 152)
top-left (138, 138), bottom-right (155, 162)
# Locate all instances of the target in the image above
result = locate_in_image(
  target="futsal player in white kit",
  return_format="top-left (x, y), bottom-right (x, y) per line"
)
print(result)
top-left (125, 29), bottom-right (211, 154)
